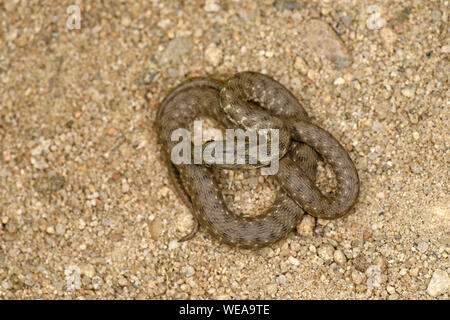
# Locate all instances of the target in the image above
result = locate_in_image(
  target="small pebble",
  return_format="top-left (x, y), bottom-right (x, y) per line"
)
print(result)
top-left (351, 270), bottom-right (363, 285)
top-left (46, 226), bottom-right (55, 234)
top-left (303, 19), bottom-right (352, 69)
top-left (288, 256), bottom-right (300, 266)
top-left (333, 77), bottom-right (345, 85)
top-left (121, 16), bottom-right (132, 27)
top-left (290, 242), bottom-right (301, 252)
top-left (204, 43), bottom-right (223, 67)
top-left (417, 241), bottom-right (428, 253)
top-left (386, 285), bottom-right (396, 294)
top-left (317, 244), bottom-right (335, 264)
top-left (78, 219), bottom-right (86, 230)
top-left (0, 0), bottom-right (447, 301)
top-left (159, 187), bottom-right (170, 198)
top-left (160, 37), bottom-right (194, 65)
top-left (149, 217), bottom-right (163, 240)
top-left (296, 215), bottom-right (315, 237)
top-left (374, 256), bottom-right (387, 272)
top-left (366, 265), bottom-right (382, 290)
top-left (185, 266), bottom-right (195, 277)
top-left (409, 268), bottom-right (419, 277)
top-left (353, 255), bottom-right (368, 272)
top-left (204, 0), bottom-right (221, 12)
top-left (376, 192), bottom-right (385, 199)
top-left (5, 28), bottom-right (18, 42)
top-left (266, 283), bottom-right (278, 295)
top-left (333, 250), bottom-right (347, 266)
top-left (401, 85), bottom-right (416, 98)
top-left (380, 27), bottom-right (397, 51)
top-left (176, 213), bottom-right (195, 235)
top-left (81, 264), bottom-right (95, 278)
top-left (4, 0), bottom-right (20, 12)
top-left (55, 223), bottom-right (66, 235)
top-left (274, 0), bottom-right (300, 11)
top-left (168, 240), bottom-right (179, 250)
top-left (294, 56), bottom-right (308, 74)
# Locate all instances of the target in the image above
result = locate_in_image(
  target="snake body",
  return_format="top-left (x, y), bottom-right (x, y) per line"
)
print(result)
top-left (156, 72), bottom-right (359, 248)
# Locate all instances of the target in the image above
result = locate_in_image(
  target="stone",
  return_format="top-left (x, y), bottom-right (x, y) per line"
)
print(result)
top-left (427, 270), bottom-right (449, 297)
top-left (46, 226), bottom-right (55, 234)
top-left (333, 77), bottom-right (345, 85)
top-left (56, 223), bottom-right (66, 235)
top-left (149, 217), bottom-right (163, 240)
top-left (168, 240), bottom-right (179, 250)
top-left (4, 0), bottom-right (20, 12)
top-left (288, 256), bottom-right (300, 266)
top-left (159, 187), bottom-right (170, 198)
top-left (5, 27), bottom-right (18, 42)
top-left (401, 85), bottom-right (416, 98)
top-left (417, 241), bottom-right (428, 253)
top-left (366, 265), bottom-right (382, 290)
top-left (160, 37), bottom-right (194, 65)
top-left (317, 244), bottom-right (335, 264)
top-left (380, 27), bottom-right (397, 51)
top-left (386, 285), bottom-right (396, 294)
top-left (274, 0), bottom-right (300, 11)
top-left (303, 19), bottom-right (352, 69)
top-left (185, 266), bottom-right (195, 277)
top-left (81, 264), bottom-right (95, 278)
top-left (296, 215), bottom-right (315, 237)
top-left (204, 0), bottom-right (221, 12)
top-left (205, 43), bottom-right (223, 66)
top-left (294, 56), bottom-right (308, 74)
top-left (351, 270), bottom-right (363, 285)
top-left (333, 250), bottom-right (347, 265)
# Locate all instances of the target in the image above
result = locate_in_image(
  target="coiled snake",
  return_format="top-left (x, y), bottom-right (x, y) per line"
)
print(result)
top-left (155, 72), bottom-right (359, 248)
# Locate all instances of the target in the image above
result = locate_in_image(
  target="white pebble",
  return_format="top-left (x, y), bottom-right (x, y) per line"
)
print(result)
top-left (149, 217), bottom-right (164, 240)
top-left (46, 226), bottom-right (55, 234)
top-left (168, 240), bottom-right (179, 250)
top-left (185, 266), bottom-right (195, 277)
top-left (417, 241), bottom-right (428, 253)
top-left (333, 250), bottom-right (347, 265)
top-left (288, 256), bottom-right (300, 266)
top-left (204, 0), bottom-right (220, 12)
top-left (333, 77), bottom-right (345, 85)
top-left (296, 215), bottom-right (315, 237)
top-left (366, 265), bottom-right (382, 290)
top-left (78, 219), bottom-right (86, 230)
top-left (317, 244), bottom-right (335, 264)
top-left (441, 45), bottom-right (450, 54)
top-left (204, 43), bottom-right (223, 67)
top-left (401, 85), bottom-right (416, 98)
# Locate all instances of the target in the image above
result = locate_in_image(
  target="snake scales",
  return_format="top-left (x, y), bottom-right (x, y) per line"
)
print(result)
top-left (155, 72), bottom-right (359, 248)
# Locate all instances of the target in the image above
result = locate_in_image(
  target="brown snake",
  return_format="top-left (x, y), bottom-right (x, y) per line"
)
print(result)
top-left (155, 72), bottom-right (359, 248)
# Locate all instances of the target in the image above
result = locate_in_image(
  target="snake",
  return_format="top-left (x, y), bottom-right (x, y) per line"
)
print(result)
top-left (155, 72), bottom-right (359, 249)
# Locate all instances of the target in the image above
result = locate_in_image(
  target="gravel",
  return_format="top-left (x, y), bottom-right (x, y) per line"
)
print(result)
top-left (427, 271), bottom-right (450, 298)
top-left (296, 215), bottom-right (316, 237)
top-left (0, 0), bottom-right (448, 300)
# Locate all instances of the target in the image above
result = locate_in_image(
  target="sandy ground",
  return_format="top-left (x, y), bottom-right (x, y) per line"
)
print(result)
top-left (0, 0), bottom-right (448, 299)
